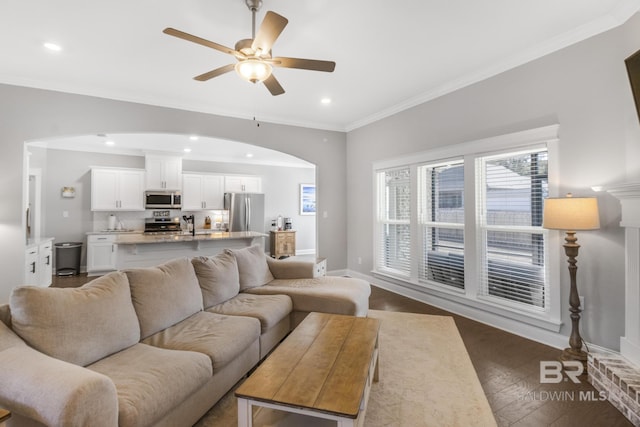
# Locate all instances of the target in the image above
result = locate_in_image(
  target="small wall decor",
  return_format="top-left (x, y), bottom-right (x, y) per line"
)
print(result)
top-left (300, 184), bottom-right (316, 215)
top-left (61, 187), bottom-right (76, 198)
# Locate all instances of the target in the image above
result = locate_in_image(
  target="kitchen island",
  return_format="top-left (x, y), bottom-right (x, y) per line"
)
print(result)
top-left (87, 231), bottom-right (267, 275)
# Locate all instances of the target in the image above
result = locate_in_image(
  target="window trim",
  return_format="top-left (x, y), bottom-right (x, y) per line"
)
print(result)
top-left (372, 125), bottom-right (562, 331)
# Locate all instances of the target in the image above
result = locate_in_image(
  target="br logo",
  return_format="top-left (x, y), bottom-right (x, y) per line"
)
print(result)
top-left (539, 361), bottom-right (584, 384)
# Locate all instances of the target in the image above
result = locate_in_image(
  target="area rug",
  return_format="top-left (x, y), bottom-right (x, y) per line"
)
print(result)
top-left (195, 310), bottom-right (496, 427)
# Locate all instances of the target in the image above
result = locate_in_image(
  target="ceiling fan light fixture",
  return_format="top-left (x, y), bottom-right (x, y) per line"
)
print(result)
top-left (235, 59), bottom-right (272, 83)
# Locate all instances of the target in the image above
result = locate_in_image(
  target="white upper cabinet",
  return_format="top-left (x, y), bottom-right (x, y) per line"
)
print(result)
top-left (224, 175), bottom-right (262, 193)
top-left (145, 154), bottom-right (182, 190)
top-left (182, 173), bottom-right (224, 210)
top-left (91, 168), bottom-right (145, 211)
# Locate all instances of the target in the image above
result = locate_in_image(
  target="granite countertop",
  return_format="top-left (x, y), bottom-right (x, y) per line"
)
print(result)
top-left (86, 230), bottom-right (142, 235)
top-left (113, 231), bottom-right (267, 245)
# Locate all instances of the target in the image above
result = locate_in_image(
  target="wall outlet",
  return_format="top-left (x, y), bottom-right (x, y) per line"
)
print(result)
top-left (579, 296), bottom-right (585, 311)
top-left (357, 257), bottom-right (362, 265)
top-left (62, 210), bottom-right (69, 218)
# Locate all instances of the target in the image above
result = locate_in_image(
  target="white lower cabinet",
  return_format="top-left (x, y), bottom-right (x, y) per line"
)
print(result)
top-left (24, 239), bottom-right (54, 287)
top-left (87, 235), bottom-right (117, 276)
top-left (24, 247), bottom-right (39, 285)
top-left (38, 240), bottom-right (53, 287)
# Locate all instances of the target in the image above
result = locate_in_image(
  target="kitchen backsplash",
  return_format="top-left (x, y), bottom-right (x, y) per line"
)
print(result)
top-left (93, 210), bottom-right (229, 232)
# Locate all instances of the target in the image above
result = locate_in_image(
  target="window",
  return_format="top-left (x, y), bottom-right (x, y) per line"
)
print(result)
top-left (372, 125), bottom-right (559, 329)
top-left (476, 149), bottom-right (548, 308)
top-left (375, 167), bottom-right (411, 277)
top-left (418, 161), bottom-right (465, 289)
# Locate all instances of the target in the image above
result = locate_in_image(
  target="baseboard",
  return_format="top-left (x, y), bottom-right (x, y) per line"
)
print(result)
top-left (328, 268), bottom-right (349, 277)
top-left (295, 249), bottom-right (316, 256)
top-left (346, 269), bottom-right (619, 354)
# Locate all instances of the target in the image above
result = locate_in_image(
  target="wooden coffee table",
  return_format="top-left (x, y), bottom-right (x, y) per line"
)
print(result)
top-left (235, 312), bottom-right (380, 427)
top-left (0, 409), bottom-right (11, 427)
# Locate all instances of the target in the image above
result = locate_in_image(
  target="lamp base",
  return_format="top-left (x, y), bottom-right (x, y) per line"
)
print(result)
top-left (560, 348), bottom-right (588, 374)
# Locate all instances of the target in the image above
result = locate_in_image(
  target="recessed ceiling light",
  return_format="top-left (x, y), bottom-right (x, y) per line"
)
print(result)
top-left (105, 140), bottom-right (115, 146)
top-left (43, 42), bottom-right (62, 52)
top-left (321, 97), bottom-right (331, 105)
top-left (189, 135), bottom-right (199, 141)
top-left (245, 153), bottom-right (254, 158)
top-left (184, 148), bottom-right (192, 153)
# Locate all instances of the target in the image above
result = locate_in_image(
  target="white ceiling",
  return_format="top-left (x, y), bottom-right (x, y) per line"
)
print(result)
top-left (2, 0), bottom-right (638, 134)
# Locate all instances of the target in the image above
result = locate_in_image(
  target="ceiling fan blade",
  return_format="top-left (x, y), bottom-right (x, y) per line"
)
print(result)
top-left (263, 74), bottom-right (285, 96)
top-left (194, 64), bottom-right (236, 81)
top-left (251, 11), bottom-right (288, 54)
top-left (163, 27), bottom-right (242, 58)
top-left (272, 57), bottom-right (336, 72)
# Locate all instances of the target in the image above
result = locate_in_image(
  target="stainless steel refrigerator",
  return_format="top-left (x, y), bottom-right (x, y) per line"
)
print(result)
top-left (224, 193), bottom-right (265, 233)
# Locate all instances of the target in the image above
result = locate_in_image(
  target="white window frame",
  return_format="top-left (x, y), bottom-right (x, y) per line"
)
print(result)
top-left (372, 125), bottom-right (561, 331)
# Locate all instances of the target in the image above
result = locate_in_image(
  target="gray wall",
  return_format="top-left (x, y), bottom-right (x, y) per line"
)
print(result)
top-left (30, 148), bottom-right (145, 243)
top-left (0, 87), bottom-right (346, 303)
top-left (346, 12), bottom-right (640, 350)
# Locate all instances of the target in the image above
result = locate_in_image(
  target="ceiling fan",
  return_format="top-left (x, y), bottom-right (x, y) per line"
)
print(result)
top-left (163, 0), bottom-right (336, 96)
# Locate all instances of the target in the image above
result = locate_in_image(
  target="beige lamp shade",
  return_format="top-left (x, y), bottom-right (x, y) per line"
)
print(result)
top-left (542, 195), bottom-right (600, 230)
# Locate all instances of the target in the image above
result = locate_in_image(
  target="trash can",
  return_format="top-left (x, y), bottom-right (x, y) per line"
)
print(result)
top-left (55, 242), bottom-right (82, 276)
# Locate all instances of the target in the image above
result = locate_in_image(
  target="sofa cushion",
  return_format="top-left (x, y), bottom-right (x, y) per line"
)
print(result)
top-left (0, 303), bottom-right (11, 329)
top-left (142, 311), bottom-right (260, 372)
top-left (10, 271), bottom-right (140, 366)
top-left (1, 345), bottom-right (118, 427)
top-left (88, 343), bottom-right (212, 427)
top-left (206, 293), bottom-right (292, 333)
top-left (225, 245), bottom-right (274, 291)
top-left (245, 276), bottom-right (372, 317)
top-left (126, 257), bottom-right (204, 339)
top-left (0, 320), bottom-right (26, 352)
top-left (192, 252), bottom-right (240, 308)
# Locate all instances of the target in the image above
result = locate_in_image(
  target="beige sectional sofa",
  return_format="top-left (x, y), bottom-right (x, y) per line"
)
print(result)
top-left (0, 245), bottom-right (370, 427)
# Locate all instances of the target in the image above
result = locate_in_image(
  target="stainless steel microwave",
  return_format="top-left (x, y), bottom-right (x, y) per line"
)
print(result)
top-left (144, 190), bottom-right (182, 209)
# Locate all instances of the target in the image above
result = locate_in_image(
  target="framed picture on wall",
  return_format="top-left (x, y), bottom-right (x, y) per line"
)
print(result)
top-left (300, 184), bottom-right (316, 215)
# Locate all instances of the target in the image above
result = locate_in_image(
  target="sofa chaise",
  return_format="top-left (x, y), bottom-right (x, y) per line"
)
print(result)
top-left (0, 245), bottom-right (370, 427)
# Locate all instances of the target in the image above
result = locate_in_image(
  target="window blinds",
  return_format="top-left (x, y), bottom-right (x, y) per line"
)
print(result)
top-left (476, 149), bottom-right (548, 308)
top-left (418, 161), bottom-right (465, 289)
top-left (376, 167), bottom-right (411, 277)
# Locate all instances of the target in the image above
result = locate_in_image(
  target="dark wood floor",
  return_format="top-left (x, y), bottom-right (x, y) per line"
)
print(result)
top-left (368, 286), bottom-right (632, 427)
top-left (52, 275), bottom-right (632, 426)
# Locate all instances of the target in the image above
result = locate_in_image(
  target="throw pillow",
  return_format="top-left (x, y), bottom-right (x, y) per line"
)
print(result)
top-left (192, 252), bottom-right (240, 308)
top-left (225, 245), bottom-right (274, 291)
top-left (125, 257), bottom-right (203, 339)
top-left (10, 271), bottom-right (140, 366)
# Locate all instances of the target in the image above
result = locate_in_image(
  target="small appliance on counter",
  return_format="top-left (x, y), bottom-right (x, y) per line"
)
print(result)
top-left (284, 218), bottom-right (292, 230)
